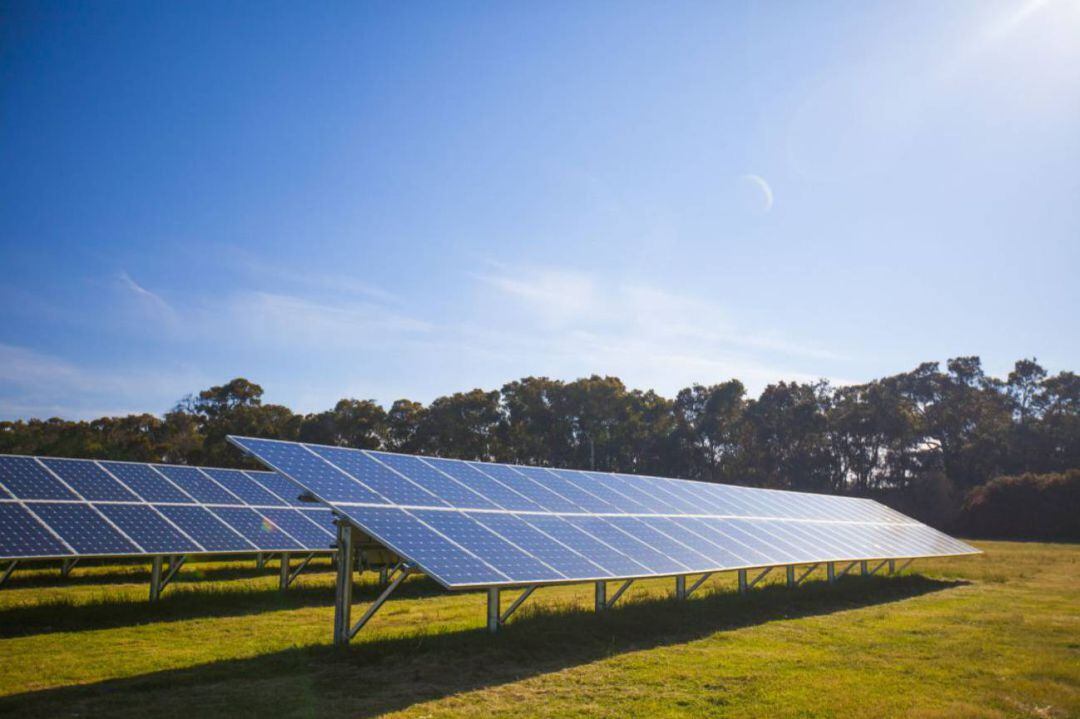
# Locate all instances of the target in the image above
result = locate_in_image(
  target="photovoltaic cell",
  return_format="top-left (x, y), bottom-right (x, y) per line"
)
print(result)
top-left (258, 509), bottom-right (335, 549)
top-left (29, 503), bottom-right (141, 555)
top-left (469, 463), bottom-right (580, 513)
top-left (156, 505), bottom-right (254, 552)
top-left (423, 457), bottom-right (544, 512)
top-left (0, 456), bottom-right (77, 500)
top-left (369, 452), bottom-right (498, 509)
top-left (208, 507), bottom-right (303, 551)
top-left (39, 458), bottom-right (139, 502)
top-left (98, 462), bottom-right (193, 504)
top-left (94, 504), bottom-right (200, 553)
top-left (307, 445), bottom-right (441, 507)
top-left (469, 512), bottom-right (611, 579)
top-left (228, 438), bottom-right (387, 505)
top-left (0, 503), bottom-right (71, 557)
top-left (155, 466), bottom-right (241, 505)
top-left (204, 469), bottom-right (286, 506)
top-left (338, 506), bottom-right (507, 586)
top-left (243, 470), bottom-right (307, 507)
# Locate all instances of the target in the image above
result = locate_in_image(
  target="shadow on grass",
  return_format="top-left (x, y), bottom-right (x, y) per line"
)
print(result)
top-left (0, 574), bottom-right (968, 719)
top-left (0, 573), bottom-right (448, 639)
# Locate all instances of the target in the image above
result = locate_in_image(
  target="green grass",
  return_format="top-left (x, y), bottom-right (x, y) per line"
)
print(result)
top-left (0, 541), bottom-right (1076, 718)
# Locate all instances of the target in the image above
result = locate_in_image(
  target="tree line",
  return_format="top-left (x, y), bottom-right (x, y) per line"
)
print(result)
top-left (2, 356), bottom-right (1077, 538)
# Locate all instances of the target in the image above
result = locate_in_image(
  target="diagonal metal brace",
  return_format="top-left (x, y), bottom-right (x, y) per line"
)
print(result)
top-left (283, 553), bottom-right (316, 589)
top-left (161, 555), bottom-right (186, 591)
top-left (60, 558), bottom-right (79, 579)
top-left (893, 558), bottom-right (914, 574)
top-left (685, 573), bottom-right (712, 598)
top-left (837, 561), bottom-right (859, 578)
top-left (0, 560), bottom-right (16, 588)
top-left (867, 559), bottom-right (889, 576)
top-left (794, 563), bottom-right (819, 586)
top-left (606, 579), bottom-right (634, 608)
top-left (499, 586), bottom-right (537, 625)
top-left (747, 566), bottom-right (773, 589)
top-left (347, 567), bottom-right (410, 640)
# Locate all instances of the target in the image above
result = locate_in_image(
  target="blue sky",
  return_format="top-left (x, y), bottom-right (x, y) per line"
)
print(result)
top-left (1, 1), bottom-right (1078, 420)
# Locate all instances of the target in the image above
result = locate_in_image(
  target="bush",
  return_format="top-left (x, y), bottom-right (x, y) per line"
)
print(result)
top-left (958, 469), bottom-right (1080, 540)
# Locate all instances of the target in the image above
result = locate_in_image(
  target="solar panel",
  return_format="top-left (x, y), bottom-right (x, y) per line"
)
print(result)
top-left (0, 455), bottom-right (341, 562)
top-left (230, 436), bottom-right (980, 590)
top-left (0, 455), bottom-right (77, 500)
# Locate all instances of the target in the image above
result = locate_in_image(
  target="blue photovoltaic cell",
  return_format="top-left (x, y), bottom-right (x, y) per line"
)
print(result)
top-left (0, 456), bottom-right (77, 500)
top-left (154, 464), bottom-right (240, 503)
top-left (228, 438), bottom-right (387, 505)
top-left (728, 519), bottom-right (809, 563)
top-left (259, 509), bottom-right (335, 549)
top-left (587, 472), bottom-right (681, 514)
top-left (423, 457), bottom-right (544, 512)
top-left (156, 505), bottom-right (254, 552)
top-left (607, 516), bottom-right (715, 572)
top-left (308, 445), bottom-right (442, 507)
top-left (512, 466), bottom-right (618, 513)
top-left (31, 503), bottom-right (141, 555)
top-left (688, 518), bottom-right (776, 566)
top-left (98, 462), bottom-right (193, 503)
top-left (548, 469), bottom-right (650, 513)
top-left (203, 469), bottom-right (286, 506)
top-left (518, 514), bottom-right (650, 577)
top-left (302, 508), bottom-right (337, 537)
top-left (39, 458), bottom-right (139, 502)
top-left (564, 516), bottom-right (687, 574)
top-left (617, 474), bottom-right (700, 514)
top-left (0, 503), bottom-right (72, 557)
top-left (654, 478), bottom-right (729, 515)
top-left (155, 466), bottom-right (242, 505)
top-left (368, 452), bottom-right (499, 510)
top-left (638, 516), bottom-right (750, 568)
top-left (208, 507), bottom-right (303, 551)
top-left (339, 506), bottom-right (507, 586)
top-left (244, 471), bottom-right (307, 507)
top-left (412, 509), bottom-right (563, 582)
top-left (468, 463), bottom-right (581, 513)
top-left (95, 504), bottom-right (200, 553)
top-left (469, 512), bottom-right (612, 579)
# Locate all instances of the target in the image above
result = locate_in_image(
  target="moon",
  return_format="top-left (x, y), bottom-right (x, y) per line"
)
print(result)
top-left (738, 174), bottom-right (774, 213)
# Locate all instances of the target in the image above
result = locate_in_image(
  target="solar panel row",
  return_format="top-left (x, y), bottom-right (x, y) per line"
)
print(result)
top-left (230, 437), bottom-right (979, 589)
top-left (0, 455), bottom-right (337, 560)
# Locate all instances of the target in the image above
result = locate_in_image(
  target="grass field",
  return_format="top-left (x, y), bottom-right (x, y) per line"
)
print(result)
top-left (0, 540), bottom-right (1076, 718)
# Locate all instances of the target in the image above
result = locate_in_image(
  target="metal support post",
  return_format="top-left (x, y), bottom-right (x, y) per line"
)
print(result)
top-left (595, 581), bottom-right (607, 611)
top-left (860, 560), bottom-right (869, 576)
top-left (827, 562), bottom-right (836, 585)
top-left (738, 569), bottom-right (748, 594)
top-left (256, 552), bottom-right (265, 570)
top-left (379, 565), bottom-right (389, 586)
top-left (675, 575), bottom-right (687, 600)
top-left (60, 557), bottom-right (79, 579)
top-left (279, 552), bottom-right (291, 591)
top-left (0, 560), bottom-right (17, 587)
top-left (333, 522), bottom-right (355, 646)
top-left (888, 559), bottom-right (896, 575)
top-left (786, 565), bottom-right (795, 588)
top-left (149, 556), bottom-right (164, 602)
top-left (487, 588), bottom-right (500, 633)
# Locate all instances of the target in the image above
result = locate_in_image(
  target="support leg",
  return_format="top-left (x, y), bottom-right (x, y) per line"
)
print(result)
top-left (738, 569), bottom-right (748, 594)
top-left (279, 552), bottom-right (290, 591)
top-left (888, 559), bottom-right (896, 575)
top-left (0, 560), bottom-right (17, 587)
top-left (60, 557), bottom-right (78, 579)
top-left (594, 581), bottom-right (607, 611)
top-left (256, 552), bottom-right (265, 570)
top-left (786, 565), bottom-right (795, 588)
top-left (379, 565), bottom-right (389, 587)
top-left (333, 522), bottom-right (355, 646)
top-left (149, 556), bottom-right (163, 602)
top-left (487, 588), bottom-right (500, 633)
top-left (827, 562), bottom-right (836, 585)
top-left (860, 560), bottom-right (869, 576)
top-left (675, 575), bottom-right (686, 600)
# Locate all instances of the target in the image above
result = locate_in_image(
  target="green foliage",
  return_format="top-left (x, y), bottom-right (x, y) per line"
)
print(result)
top-left (1, 356), bottom-right (1078, 538)
top-left (960, 469), bottom-right (1080, 540)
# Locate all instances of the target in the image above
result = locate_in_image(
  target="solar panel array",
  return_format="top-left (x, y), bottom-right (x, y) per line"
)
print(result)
top-left (230, 436), bottom-right (979, 589)
top-left (0, 455), bottom-right (338, 560)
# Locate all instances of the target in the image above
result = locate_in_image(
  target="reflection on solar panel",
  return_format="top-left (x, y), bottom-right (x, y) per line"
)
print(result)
top-left (230, 436), bottom-right (980, 591)
top-left (0, 454), bottom-right (336, 561)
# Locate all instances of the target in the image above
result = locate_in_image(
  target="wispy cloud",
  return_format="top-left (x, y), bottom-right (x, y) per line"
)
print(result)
top-left (0, 343), bottom-right (206, 420)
